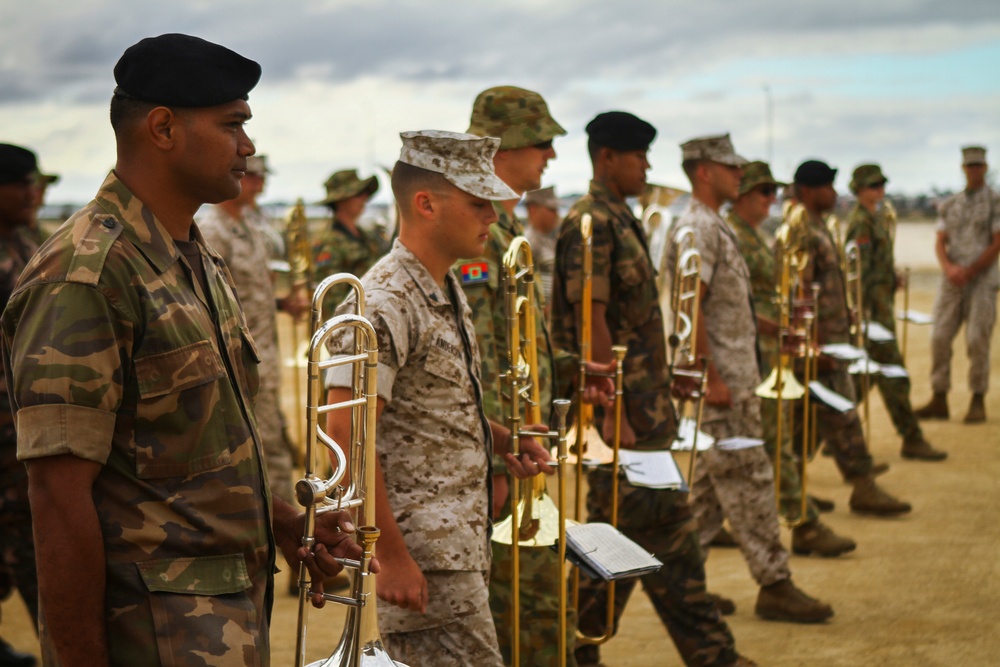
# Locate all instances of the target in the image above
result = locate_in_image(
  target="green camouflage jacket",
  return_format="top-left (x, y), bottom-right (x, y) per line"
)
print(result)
top-left (312, 217), bottom-right (388, 312)
top-left (0, 226), bottom-right (38, 437)
top-left (550, 181), bottom-right (678, 449)
top-left (845, 204), bottom-right (896, 327)
top-left (1, 172), bottom-right (274, 665)
top-left (728, 211), bottom-right (779, 369)
top-left (802, 211), bottom-right (851, 345)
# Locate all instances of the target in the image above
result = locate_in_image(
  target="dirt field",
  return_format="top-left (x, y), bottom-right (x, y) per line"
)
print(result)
top-left (4, 221), bottom-right (999, 666)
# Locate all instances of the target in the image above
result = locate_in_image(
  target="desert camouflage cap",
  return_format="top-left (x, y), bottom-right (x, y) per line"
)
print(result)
top-left (319, 169), bottom-right (379, 206)
top-left (523, 185), bottom-right (559, 210)
top-left (849, 164), bottom-right (888, 193)
top-left (962, 145), bottom-right (987, 166)
top-left (680, 133), bottom-right (747, 167)
top-left (398, 130), bottom-right (518, 201)
top-left (246, 155), bottom-right (271, 176)
top-left (739, 161), bottom-right (787, 196)
top-left (467, 86), bottom-right (567, 150)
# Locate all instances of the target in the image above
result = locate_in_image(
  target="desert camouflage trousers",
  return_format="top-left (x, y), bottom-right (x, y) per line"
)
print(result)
top-left (930, 278), bottom-right (999, 395)
top-left (575, 469), bottom-right (738, 667)
top-left (691, 397), bottom-right (791, 588)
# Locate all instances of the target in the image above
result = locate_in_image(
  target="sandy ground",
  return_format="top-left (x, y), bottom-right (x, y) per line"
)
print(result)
top-left (4, 221), bottom-right (999, 666)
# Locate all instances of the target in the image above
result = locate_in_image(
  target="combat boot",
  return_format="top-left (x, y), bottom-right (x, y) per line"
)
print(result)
top-left (902, 435), bottom-right (948, 460)
top-left (754, 578), bottom-right (833, 623)
top-left (725, 658), bottom-right (759, 667)
top-left (0, 638), bottom-right (35, 667)
top-left (707, 591), bottom-right (736, 615)
top-left (915, 392), bottom-right (949, 420)
top-left (849, 476), bottom-right (911, 516)
top-left (792, 519), bottom-right (857, 557)
top-left (963, 393), bottom-right (986, 424)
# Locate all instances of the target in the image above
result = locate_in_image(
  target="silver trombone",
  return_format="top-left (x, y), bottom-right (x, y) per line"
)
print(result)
top-left (294, 273), bottom-right (407, 667)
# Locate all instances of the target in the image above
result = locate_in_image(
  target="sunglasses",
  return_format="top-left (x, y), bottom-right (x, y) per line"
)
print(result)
top-left (868, 181), bottom-right (886, 189)
top-left (756, 186), bottom-right (777, 197)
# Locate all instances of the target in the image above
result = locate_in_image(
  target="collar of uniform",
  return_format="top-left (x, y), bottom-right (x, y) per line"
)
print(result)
top-left (391, 238), bottom-right (451, 307)
top-left (588, 179), bottom-right (631, 212)
top-left (93, 171), bottom-right (185, 274)
top-left (493, 201), bottom-right (524, 236)
top-left (689, 197), bottom-right (735, 240)
top-left (332, 216), bottom-right (365, 239)
top-left (726, 210), bottom-right (765, 246)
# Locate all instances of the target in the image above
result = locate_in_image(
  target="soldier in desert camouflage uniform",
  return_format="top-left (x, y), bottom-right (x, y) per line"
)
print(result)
top-left (523, 186), bottom-right (561, 310)
top-left (792, 160), bottom-right (912, 517)
top-left (845, 164), bottom-right (946, 459)
top-left (670, 137), bottom-right (831, 624)
top-left (0, 143), bottom-right (43, 667)
top-left (915, 146), bottom-right (1000, 424)
top-left (551, 113), bottom-right (754, 667)
top-left (727, 161), bottom-right (856, 558)
top-left (313, 168), bottom-right (386, 309)
top-left (201, 154), bottom-right (310, 505)
top-left (325, 130), bottom-right (554, 667)
top-left (0, 34), bottom-right (362, 666)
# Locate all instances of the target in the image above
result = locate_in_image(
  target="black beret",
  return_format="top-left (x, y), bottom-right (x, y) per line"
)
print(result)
top-left (586, 111), bottom-right (657, 151)
top-left (114, 33), bottom-right (261, 107)
top-left (0, 143), bottom-right (38, 185)
top-left (794, 159), bottom-right (837, 187)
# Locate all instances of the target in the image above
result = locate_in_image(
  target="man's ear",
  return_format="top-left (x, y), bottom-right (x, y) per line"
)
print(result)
top-left (412, 190), bottom-right (436, 220)
top-left (147, 106), bottom-right (179, 150)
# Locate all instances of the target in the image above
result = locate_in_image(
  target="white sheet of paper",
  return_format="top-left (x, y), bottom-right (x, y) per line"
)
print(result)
top-left (820, 343), bottom-right (867, 361)
top-left (878, 364), bottom-right (910, 378)
top-left (897, 310), bottom-right (933, 325)
top-left (671, 417), bottom-right (715, 451)
top-left (864, 320), bottom-right (896, 342)
top-left (716, 437), bottom-right (765, 450)
top-left (848, 357), bottom-right (882, 376)
top-left (618, 449), bottom-right (686, 489)
top-left (809, 381), bottom-right (855, 413)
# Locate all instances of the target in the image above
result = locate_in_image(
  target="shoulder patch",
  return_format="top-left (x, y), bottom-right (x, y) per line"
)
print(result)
top-left (459, 261), bottom-right (489, 285)
top-left (66, 214), bottom-right (125, 286)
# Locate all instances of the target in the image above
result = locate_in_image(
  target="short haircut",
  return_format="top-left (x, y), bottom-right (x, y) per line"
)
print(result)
top-left (587, 138), bottom-right (603, 164)
top-left (390, 161), bottom-right (451, 213)
top-left (109, 94), bottom-right (158, 136)
top-left (682, 159), bottom-right (703, 183)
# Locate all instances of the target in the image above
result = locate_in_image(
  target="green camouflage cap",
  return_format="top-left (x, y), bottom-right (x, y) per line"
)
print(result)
top-left (319, 168), bottom-right (379, 205)
top-left (680, 133), bottom-right (747, 167)
top-left (522, 185), bottom-right (559, 210)
top-left (849, 164), bottom-right (888, 194)
top-left (739, 161), bottom-right (787, 196)
top-left (467, 86), bottom-right (567, 150)
top-left (962, 145), bottom-right (987, 166)
top-left (398, 130), bottom-right (518, 201)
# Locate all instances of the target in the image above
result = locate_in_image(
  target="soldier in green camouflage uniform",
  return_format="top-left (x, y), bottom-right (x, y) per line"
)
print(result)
top-left (552, 113), bottom-right (752, 667)
top-left (728, 161), bottom-right (855, 557)
top-left (0, 35), bottom-right (362, 666)
top-left (458, 85), bottom-right (592, 667)
top-left (792, 160), bottom-right (911, 516)
top-left (0, 143), bottom-right (43, 667)
top-left (312, 169), bottom-right (386, 311)
top-left (845, 164), bottom-right (946, 460)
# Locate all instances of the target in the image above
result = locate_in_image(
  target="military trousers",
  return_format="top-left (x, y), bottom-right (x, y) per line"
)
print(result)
top-left (692, 396), bottom-right (791, 588)
top-left (795, 365), bottom-right (873, 481)
top-left (0, 433), bottom-right (38, 630)
top-left (254, 384), bottom-right (294, 505)
top-left (863, 315), bottom-right (923, 441)
top-left (929, 277), bottom-right (999, 395)
top-left (574, 469), bottom-right (738, 667)
top-left (759, 397), bottom-right (820, 525)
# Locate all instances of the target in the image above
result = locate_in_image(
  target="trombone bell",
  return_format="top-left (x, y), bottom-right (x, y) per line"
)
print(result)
top-left (755, 366), bottom-right (806, 400)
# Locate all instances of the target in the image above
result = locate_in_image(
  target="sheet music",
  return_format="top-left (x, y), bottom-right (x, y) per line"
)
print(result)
top-left (671, 417), bottom-right (715, 451)
top-left (717, 436), bottom-right (765, 451)
top-left (848, 357), bottom-right (882, 376)
top-left (820, 343), bottom-right (867, 361)
top-left (863, 320), bottom-right (896, 342)
top-left (809, 381), bottom-right (855, 413)
top-left (878, 363), bottom-right (910, 378)
top-left (619, 449), bottom-right (686, 489)
top-left (565, 522), bottom-right (663, 581)
top-left (897, 310), bottom-right (933, 325)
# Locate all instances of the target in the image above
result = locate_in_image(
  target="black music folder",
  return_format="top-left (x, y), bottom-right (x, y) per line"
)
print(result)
top-left (562, 522), bottom-right (662, 581)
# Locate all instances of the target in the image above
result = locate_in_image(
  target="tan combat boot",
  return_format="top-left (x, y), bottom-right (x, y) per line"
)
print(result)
top-left (849, 476), bottom-right (912, 516)
top-left (915, 392), bottom-right (949, 420)
top-left (792, 519), bottom-right (857, 557)
top-left (902, 435), bottom-right (948, 460)
top-left (964, 393), bottom-right (986, 424)
top-left (755, 578), bottom-right (834, 623)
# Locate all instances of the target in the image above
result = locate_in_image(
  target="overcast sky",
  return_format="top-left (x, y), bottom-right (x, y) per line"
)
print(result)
top-left (3, 0), bottom-right (999, 205)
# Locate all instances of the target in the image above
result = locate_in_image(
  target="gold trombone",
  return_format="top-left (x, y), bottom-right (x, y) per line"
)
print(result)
top-left (293, 273), bottom-right (407, 667)
top-left (844, 239), bottom-right (872, 444)
top-left (493, 236), bottom-right (573, 667)
top-left (286, 199), bottom-right (314, 463)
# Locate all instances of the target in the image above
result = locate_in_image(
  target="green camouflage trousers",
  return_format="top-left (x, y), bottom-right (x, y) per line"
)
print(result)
top-left (862, 330), bottom-right (922, 442)
top-left (759, 398), bottom-right (820, 525)
top-left (575, 469), bottom-right (738, 667)
top-left (795, 366), bottom-right (874, 481)
top-left (490, 541), bottom-right (577, 667)
top-left (0, 428), bottom-right (38, 631)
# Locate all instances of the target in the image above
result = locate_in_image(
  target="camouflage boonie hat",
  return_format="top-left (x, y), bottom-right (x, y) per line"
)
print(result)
top-left (398, 130), bottom-right (518, 201)
top-left (319, 169), bottom-right (379, 205)
top-left (739, 161), bottom-right (787, 196)
top-left (523, 185), bottom-right (559, 210)
top-left (246, 155), bottom-right (271, 176)
top-left (962, 145), bottom-right (987, 166)
top-left (849, 164), bottom-right (888, 194)
top-left (680, 133), bottom-right (747, 167)
top-left (467, 86), bottom-right (567, 150)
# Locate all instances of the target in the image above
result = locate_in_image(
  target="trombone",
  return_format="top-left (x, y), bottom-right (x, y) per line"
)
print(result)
top-left (844, 240), bottom-right (872, 444)
top-left (293, 273), bottom-right (407, 667)
top-left (286, 199), bottom-right (314, 463)
top-left (492, 236), bottom-right (572, 667)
